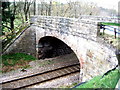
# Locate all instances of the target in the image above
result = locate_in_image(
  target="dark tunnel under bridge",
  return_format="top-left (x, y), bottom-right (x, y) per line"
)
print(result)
top-left (37, 36), bottom-right (78, 60)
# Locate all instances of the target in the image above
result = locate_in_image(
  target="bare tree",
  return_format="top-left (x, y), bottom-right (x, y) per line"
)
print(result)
top-left (17, 0), bottom-right (25, 23)
top-left (40, 2), bottom-right (44, 15)
top-left (23, 0), bottom-right (33, 21)
top-left (33, 0), bottom-right (36, 15)
top-left (48, 0), bottom-right (52, 16)
top-left (63, 1), bottom-right (72, 17)
top-left (8, 0), bottom-right (17, 34)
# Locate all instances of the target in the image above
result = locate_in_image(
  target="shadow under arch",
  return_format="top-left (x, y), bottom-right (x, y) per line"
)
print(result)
top-left (37, 36), bottom-right (80, 66)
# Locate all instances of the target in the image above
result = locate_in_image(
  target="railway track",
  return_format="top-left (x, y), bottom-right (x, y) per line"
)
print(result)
top-left (1, 64), bottom-right (80, 89)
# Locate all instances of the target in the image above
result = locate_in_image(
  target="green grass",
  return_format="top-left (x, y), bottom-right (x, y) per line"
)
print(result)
top-left (2, 53), bottom-right (36, 61)
top-left (76, 69), bottom-right (120, 88)
top-left (1, 53), bottom-right (37, 73)
top-left (2, 53), bottom-right (36, 66)
top-left (101, 22), bottom-right (120, 26)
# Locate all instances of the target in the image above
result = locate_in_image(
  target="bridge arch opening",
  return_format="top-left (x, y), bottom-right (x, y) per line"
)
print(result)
top-left (37, 36), bottom-right (80, 87)
top-left (37, 36), bottom-right (79, 60)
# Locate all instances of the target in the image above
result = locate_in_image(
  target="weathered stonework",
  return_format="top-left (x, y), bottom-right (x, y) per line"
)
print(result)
top-left (3, 16), bottom-right (118, 82)
top-left (4, 26), bottom-right (36, 57)
top-left (35, 26), bottom-right (118, 82)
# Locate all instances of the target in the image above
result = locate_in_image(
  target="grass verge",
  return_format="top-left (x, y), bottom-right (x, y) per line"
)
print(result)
top-left (75, 69), bottom-right (120, 88)
top-left (1, 53), bottom-right (36, 73)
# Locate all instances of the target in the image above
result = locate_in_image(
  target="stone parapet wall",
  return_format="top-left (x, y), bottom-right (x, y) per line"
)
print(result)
top-left (31, 16), bottom-right (98, 40)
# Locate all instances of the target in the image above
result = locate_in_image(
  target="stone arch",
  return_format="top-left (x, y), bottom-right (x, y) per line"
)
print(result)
top-left (36, 27), bottom-right (85, 69)
top-left (37, 36), bottom-right (81, 67)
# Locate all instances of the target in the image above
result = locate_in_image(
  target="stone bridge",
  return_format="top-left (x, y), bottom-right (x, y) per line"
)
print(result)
top-left (4, 16), bottom-right (118, 82)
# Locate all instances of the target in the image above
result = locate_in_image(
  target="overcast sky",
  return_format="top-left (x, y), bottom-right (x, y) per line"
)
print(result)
top-left (86, 0), bottom-right (119, 11)
top-left (8, 0), bottom-right (120, 11)
top-left (52, 0), bottom-right (119, 11)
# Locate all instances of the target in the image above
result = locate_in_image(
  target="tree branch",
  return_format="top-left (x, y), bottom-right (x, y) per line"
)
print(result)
top-left (2, 24), bottom-right (12, 30)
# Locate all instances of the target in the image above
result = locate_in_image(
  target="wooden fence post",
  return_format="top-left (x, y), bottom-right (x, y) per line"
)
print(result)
top-left (103, 26), bottom-right (105, 35)
top-left (114, 28), bottom-right (117, 39)
top-left (97, 22), bottom-right (101, 36)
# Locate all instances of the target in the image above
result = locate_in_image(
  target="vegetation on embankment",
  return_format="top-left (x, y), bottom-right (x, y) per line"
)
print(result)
top-left (1, 53), bottom-right (36, 73)
top-left (99, 33), bottom-right (120, 49)
top-left (75, 69), bottom-right (120, 88)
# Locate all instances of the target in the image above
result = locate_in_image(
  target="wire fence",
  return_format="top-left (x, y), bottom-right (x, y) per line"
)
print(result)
top-left (100, 24), bottom-right (120, 39)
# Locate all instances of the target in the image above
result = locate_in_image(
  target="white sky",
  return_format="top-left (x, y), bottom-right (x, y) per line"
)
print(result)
top-left (87, 0), bottom-right (119, 11)
top-left (9, 0), bottom-right (120, 11)
top-left (53, 0), bottom-right (119, 11)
